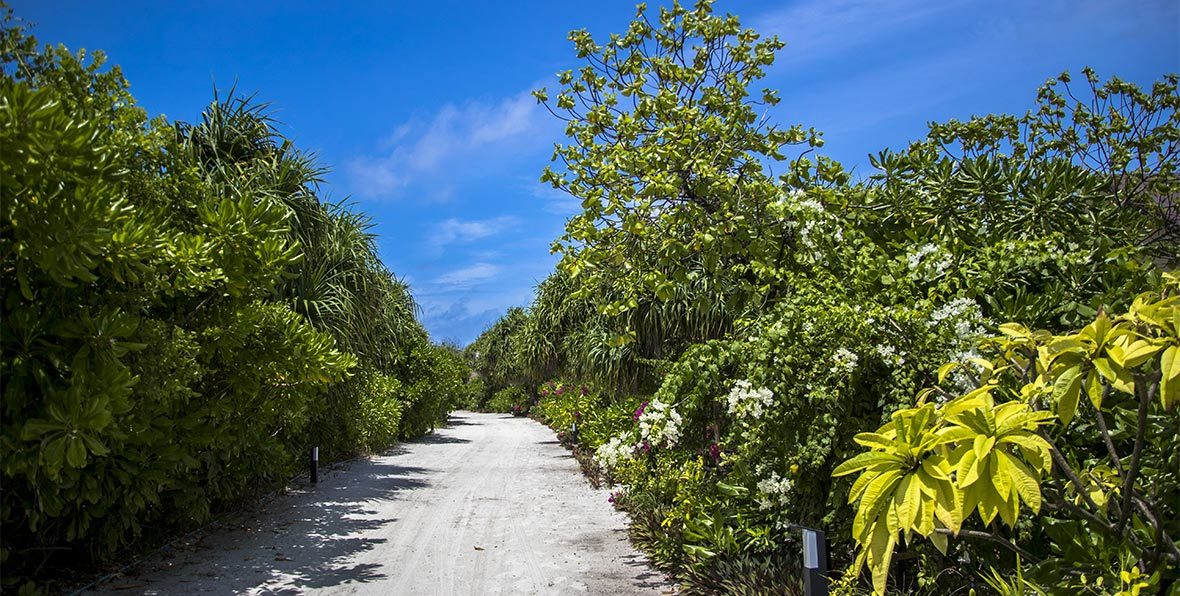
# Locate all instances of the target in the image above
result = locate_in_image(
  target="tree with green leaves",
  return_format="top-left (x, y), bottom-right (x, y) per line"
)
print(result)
top-left (533, 0), bottom-right (834, 337)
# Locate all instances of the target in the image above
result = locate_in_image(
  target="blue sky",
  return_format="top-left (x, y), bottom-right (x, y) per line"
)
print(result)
top-left (11, 0), bottom-right (1178, 344)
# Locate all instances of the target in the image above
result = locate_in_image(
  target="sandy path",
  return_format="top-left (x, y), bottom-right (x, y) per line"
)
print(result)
top-left (87, 411), bottom-right (669, 595)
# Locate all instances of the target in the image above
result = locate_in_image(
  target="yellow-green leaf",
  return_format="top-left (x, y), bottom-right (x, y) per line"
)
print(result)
top-left (1122, 339), bottom-right (1162, 368)
top-left (999, 323), bottom-right (1031, 338)
top-left (869, 519), bottom-right (896, 595)
top-left (1162, 345), bottom-right (1179, 383)
top-left (1094, 357), bottom-right (1135, 395)
top-left (938, 362), bottom-right (959, 384)
top-left (1161, 346), bottom-right (1178, 411)
top-left (1085, 369), bottom-right (1104, 410)
top-left (1052, 365), bottom-right (1083, 425)
top-left (1000, 450), bottom-right (1042, 513)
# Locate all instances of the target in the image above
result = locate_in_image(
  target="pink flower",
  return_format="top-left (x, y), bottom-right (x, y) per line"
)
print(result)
top-left (640, 441), bottom-right (651, 454)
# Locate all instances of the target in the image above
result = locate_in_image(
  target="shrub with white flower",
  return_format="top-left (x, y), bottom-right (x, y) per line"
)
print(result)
top-left (777, 191), bottom-right (842, 264)
top-left (905, 243), bottom-right (953, 277)
top-left (594, 435), bottom-right (635, 472)
top-left (637, 398), bottom-right (683, 447)
top-left (755, 470), bottom-right (792, 511)
top-left (830, 347), bottom-right (859, 374)
top-left (725, 379), bottom-right (775, 419)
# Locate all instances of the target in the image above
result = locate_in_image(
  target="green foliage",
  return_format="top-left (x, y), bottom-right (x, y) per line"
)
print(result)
top-left (474, 1), bottom-right (1179, 593)
top-left (0, 15), bottom-right (466, 586)
top-left (458, 378), bottom-right (486, 410)
top-left (486, 386), bottom-right (530, 414)
top-left (466, 307), bottom-right (531, 400)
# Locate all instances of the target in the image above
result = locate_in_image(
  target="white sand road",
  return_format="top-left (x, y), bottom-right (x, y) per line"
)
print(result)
top-left (87, 412), bottom-right (671, 595)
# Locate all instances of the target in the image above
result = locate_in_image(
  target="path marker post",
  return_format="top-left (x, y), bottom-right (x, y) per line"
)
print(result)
top-left (790, 524), bottom-right (829, 596)
top-left (310, 446), bottom-right (319, 484)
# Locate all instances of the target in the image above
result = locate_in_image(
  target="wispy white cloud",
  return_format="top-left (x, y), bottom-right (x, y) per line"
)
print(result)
top-left (528, 180), bottom-right (582, 217)
top-left (428, 216), bottom-right (519, 251)
top-left (432, 262), bottom-right (502, 288)
top-left (349, 90), bottom-right (548, 198)
top-left (754, 0), bottom-right (964, 66)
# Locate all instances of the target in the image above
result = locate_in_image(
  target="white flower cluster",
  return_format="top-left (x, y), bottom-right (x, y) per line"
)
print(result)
top-left (726, 380), bottom-right (775, 419)
top-left (928, 296), bottom-right (992, 394)
top-left (756, 471), bottom-right (792, 511)
top-left (874, 343), bottom-right (906, 366)
top-left (797, 198), bottom-right (824, 213)
top-left (830, 347), bottom-right (859, 374)
top-left (781, 192), bottom-right (842, 264)
top-left (998, 239), bottom-right (1087, 268)
top-left (594, 435), bottom-right (634, 472)
top-left (930, 297), bottom-right (986, 340)
top-left (637, 399), bottom-right (683, 447)
top-left (906, 243), bottom-right (952, 276)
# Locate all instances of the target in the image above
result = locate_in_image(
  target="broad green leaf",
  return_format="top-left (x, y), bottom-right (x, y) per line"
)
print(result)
top-left (937, 362), bottom-right (959, 384)
top-left (66, 436), bottom-right (87, 468)
top-left (1163, 345), bottom-right (1180, 382)
top-left (1121, 339), bottom-right (1162, 368)
top-left (1000, 450), bottom-right (1042, 513)
top-left (930, 529), bottom-right (948, 555)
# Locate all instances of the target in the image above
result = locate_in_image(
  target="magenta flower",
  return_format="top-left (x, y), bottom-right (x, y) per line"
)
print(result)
top-left (633, 401), bottom-right (648, 421)
top-left (580, 386), bottom-right (589, 395)
top-left (556, 386), bottom-right (565, 395)
top-left (640, 441), bottom-right (651, 454)
top-left (707, 443), bottom-right (721, 462)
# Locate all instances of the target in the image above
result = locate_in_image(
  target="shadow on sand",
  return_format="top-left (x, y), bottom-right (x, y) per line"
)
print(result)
top-left (99, 461), bottom-right (431, 594)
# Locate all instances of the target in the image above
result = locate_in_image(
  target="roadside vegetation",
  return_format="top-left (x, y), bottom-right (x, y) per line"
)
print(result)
top-left (0, 13), bottom-right (466, 590)
top-left (467, 1), bottom-right (1179, 593)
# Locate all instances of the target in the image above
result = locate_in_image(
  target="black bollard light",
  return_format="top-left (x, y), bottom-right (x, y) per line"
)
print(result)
top-left (801, 527), bottom-right (829, 596)
top-left (787, 524), bottom-right (829, 595)
top-left (310, 446), bottom-right (319, 484)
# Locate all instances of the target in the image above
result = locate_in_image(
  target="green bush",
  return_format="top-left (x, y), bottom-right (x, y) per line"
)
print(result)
top-left (0, 17), bottom-right (467, 587)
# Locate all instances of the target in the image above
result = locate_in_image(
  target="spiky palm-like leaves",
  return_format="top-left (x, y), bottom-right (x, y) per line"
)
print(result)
top-left (178, 91), bottom-right (424, 370)
top-left (471, 266), bottom-right (736, 397)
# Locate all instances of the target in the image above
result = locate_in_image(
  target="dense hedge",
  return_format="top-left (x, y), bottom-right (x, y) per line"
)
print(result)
top-left (469, 1), bottom-right (1178, 593)
top-left (0, 15), bottom-right (464, 587)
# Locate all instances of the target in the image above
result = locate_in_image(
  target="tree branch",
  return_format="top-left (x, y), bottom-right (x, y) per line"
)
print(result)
top-left (936, 528), bottom-right (1040, 563)
top-left (1115, 371), bottom-right (1157, 536)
